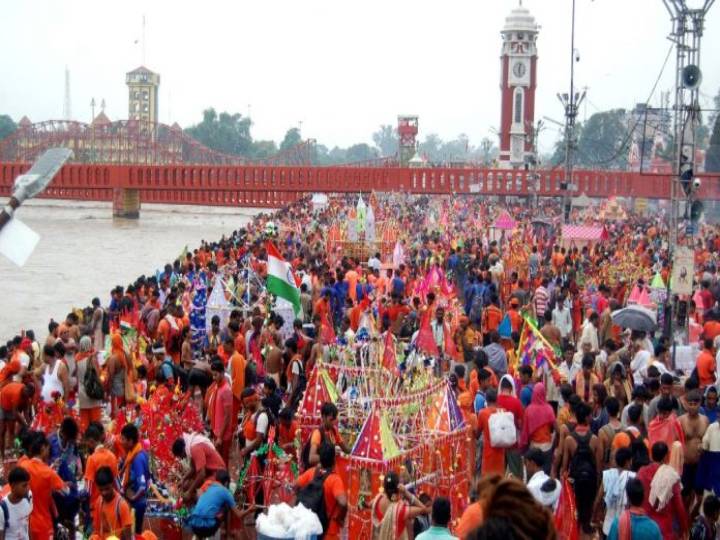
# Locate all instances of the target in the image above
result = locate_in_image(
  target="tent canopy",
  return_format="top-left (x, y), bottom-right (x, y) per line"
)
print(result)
top-left (572, 193), bottom-right (592, 207)
top-left (493, 211), bottom-right (517, 230)
top-left (311, 193), bottom-right (328, 207)
top-left (561, 224), bottom-right (608, 241)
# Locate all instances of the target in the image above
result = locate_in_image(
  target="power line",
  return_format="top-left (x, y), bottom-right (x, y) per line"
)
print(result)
top-left (579, 43), bottom-right (675, 167)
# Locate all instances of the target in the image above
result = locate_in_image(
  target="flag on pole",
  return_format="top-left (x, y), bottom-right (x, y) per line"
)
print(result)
top-left (266, 242), bottom-right (302, 316)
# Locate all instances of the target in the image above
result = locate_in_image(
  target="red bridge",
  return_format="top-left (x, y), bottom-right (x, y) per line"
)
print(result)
top-left (0, 118), bottom-right (718, 216)
top-left (2, 161), bottom-right (719, 217)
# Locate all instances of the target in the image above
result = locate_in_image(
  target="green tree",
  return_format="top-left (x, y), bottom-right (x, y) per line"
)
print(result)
top-left (439, 134), bottom-right (470, 162)
top-left (706, 115), bottom-right (720, 173)
top-left (327, 146), bottom-right (348, 163)
top-left (345, 143), bottom-right (378, 163)
top-left (478, 137), bottom-right (494, 165)
top-left (185, 108), bottom-right (252, 156)
top-left (279, 128), bottom-right (302, 152)
top-left (576, 109), bottom-right (627, 169)
top-left (0, 115), bottom-right (16, 141)
top-left (250, 140), bottom-right (278, 159)
top-left (418, 134), bottom-right (443, 162)
top-left (372, 125), bottom-right (398, 157)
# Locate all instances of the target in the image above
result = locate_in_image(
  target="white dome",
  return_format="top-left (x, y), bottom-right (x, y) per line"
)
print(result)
top-left (502, 5), bottom-right (538, 34)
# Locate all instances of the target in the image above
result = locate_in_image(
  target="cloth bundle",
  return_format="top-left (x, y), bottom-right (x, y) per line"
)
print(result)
top-left (256, 503), bottom-right (323, 540)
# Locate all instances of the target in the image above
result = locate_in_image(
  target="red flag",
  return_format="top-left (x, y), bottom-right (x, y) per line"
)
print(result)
top-left (320, 314), bottom-right (336, 345)
top-left (444, 323), bottom-right (460, 360)
top-left (416, 309), bottom-right (439, 356)
top-left (382, 331), bottom-right (399, 375)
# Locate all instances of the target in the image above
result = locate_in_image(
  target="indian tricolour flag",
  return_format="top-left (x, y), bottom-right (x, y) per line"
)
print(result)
top-left (266, 242), bottom-right (302, 316)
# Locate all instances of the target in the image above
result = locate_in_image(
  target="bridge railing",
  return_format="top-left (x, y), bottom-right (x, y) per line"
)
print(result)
top-left (2, 162), bottom-right (719, 205)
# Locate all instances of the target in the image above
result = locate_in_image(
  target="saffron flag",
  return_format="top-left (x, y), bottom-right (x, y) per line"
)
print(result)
top-left (266, 242), bottom-right (302, 316)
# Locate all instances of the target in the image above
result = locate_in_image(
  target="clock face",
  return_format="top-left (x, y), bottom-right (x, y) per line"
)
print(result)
top-left (513, 61), bottom-right (527, 78)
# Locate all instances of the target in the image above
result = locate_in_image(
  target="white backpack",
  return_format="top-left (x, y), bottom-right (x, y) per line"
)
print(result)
top-left (488, 409), bottom-right (517, 448)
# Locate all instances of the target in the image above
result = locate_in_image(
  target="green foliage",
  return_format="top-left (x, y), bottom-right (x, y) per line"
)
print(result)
top-left (185, 108), bottom-right (252, 156)
top-left (0, 115), bottom-right (16, 141)
top-left (345, 143), bottom-right (378, 162)
top-left (279, 128), bottom-right (302, 152)
top-left (707, 115), bottom-right (720, 173)
top-left (250, 139), bottom-right (278, 159)
top-left (371, 125), bottom-right (397, 157)
top-left (576, 109), bottom-right (628, 169)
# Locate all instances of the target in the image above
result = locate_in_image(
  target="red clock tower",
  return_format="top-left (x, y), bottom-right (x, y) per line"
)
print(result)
top-left (498, 4), bottom-right (539, 169)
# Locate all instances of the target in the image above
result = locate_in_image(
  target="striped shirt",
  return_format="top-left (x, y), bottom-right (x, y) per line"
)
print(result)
top-left (534, 286), bottom-right (549, 318)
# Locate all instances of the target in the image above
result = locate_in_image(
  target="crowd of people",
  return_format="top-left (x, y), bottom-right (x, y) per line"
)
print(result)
top-left (0, 193), bottom-right (720, 539)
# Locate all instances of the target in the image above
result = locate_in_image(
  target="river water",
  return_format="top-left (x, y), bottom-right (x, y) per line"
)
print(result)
top-left (0, 200), bottom-right (260, 340)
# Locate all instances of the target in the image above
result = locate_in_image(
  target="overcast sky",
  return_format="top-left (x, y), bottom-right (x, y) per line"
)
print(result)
top-left (1, 0), bottom-right (719, 153)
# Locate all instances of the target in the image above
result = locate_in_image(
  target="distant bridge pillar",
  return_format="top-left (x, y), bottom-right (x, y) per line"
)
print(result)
top-left (112, 188), bottom-right (140, 219)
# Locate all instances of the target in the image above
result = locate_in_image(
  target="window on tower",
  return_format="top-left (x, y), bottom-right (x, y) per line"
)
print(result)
top-left (514, 88), bottom-right (523, 124)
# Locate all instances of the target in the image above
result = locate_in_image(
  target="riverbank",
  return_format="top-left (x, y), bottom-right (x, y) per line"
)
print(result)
top-left (0, 199), bottom-right (263, 338)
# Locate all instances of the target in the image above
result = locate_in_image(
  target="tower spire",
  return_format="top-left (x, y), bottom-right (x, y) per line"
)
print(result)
top-left (63, 66), bottom-right (72, 120)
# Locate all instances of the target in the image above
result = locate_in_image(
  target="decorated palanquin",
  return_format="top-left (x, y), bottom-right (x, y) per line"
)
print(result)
top-left (295, 352), bottom-right (474, 537)
top-left (325, 194), bottom-right (399, 264)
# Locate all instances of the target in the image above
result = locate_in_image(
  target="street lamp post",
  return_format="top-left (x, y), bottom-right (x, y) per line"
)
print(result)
top-left (558, 0), bottom-right (586, 224)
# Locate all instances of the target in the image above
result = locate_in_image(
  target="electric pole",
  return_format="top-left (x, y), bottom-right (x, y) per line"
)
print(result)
top-left (558, 0), bottom-right (586, 224)
top-left (662, 0), bottom-right (715, 349)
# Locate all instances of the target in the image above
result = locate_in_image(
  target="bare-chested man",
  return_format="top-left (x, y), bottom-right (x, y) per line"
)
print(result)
top-left (679, 389), bottom-right (709, 518)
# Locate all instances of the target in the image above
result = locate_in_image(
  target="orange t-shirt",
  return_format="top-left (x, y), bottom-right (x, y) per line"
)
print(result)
top-left (314, 299), bottom-right (331, 321)
top-left (0, 382), bottom-right (24, 411)
top-left (296, 467), bottom-right (346, 540)
top-left (703, 321), bottom-right (720, 341)
top-left (484, 306), bottom-right (503, 333)
top-left (18, 456), bottom-right (65, 540)
top-left (697, 350), bottom-right (717, 387)
top-left (345, 270), bottom-right (359, 302)
top-left (85, 447), bottom-right (119, 508)
top-left (455, 501), bottom-right (485, 540)
top-left (92, 492), bottom-right (134, 539)
top-left (530, 423), bottom-right (553, 444)
top-left (229, 352), bottom-right (246, 401)
top-left (234, 334), bottom-right (247, 360)
top-left (477, 407), bottom-right (505, 475)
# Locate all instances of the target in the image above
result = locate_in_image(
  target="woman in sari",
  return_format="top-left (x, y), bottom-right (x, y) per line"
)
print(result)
top-left (520, 383), bottom-right (556, 473)
top-left (370, 471), bottom-right (428, 540)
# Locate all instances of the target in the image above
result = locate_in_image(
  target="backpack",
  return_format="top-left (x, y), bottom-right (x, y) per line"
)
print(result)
top-left (569, 427), bottom-right (597, 483)
top-left (296, 468), bottom-right (331, 536)
top-left (0, 500), bottom-right (8, 535)
top-left (166, 322), bottom-right (183, 355)
top-left (488, 409), bottom-right (517, 448)
top-left (101, 309), bottom-right (110, 335)
top-left (162, 359), bottom-right (181, 382)
top-left (301, 428), bottom-right (326, 471)
top-left (83, 358), bottom-right (105, 401)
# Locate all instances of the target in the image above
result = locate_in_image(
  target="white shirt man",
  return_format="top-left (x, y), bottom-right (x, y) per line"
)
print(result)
top-left (0, 490), bottom-right (33, 540)
top-left (630, 349), bottom-right (652, 385)
top-left (578, 321), bottom-right (599, 353)
top-left (367, 255), bottom-right (382, 272)
top-left (552, 306), bottom-right (573, 339)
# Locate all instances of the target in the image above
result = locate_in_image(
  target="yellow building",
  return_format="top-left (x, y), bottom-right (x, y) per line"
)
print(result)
top-left (126, 66), bottom-right (160, 123)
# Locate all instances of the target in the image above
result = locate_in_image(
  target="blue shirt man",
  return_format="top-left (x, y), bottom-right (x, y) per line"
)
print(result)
top-left (416, 497), bottom-right (457, 540)
top-left (119, 424), bottom-right (151, 534)
top-left (188, 482), bottom-right (236, 529)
